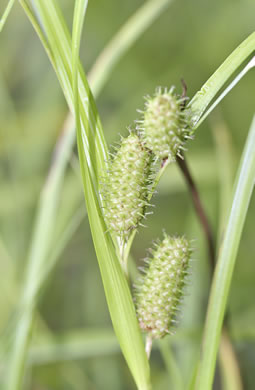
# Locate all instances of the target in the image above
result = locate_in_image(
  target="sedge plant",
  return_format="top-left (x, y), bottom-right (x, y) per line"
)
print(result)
top-left (1, 1), bottom-right (255, 389)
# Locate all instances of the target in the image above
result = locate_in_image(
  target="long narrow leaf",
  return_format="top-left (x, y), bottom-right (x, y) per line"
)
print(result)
top-left (189, 32), bottom-right (255, 127)
top-left (24, 1), bottom-right (151, 389)
top-left (0, 0), bottom-right (16, 32)
top-left (77, 131), bottom-right (151, 389)
top-left (71, 0), bottom-right (88, 137)
top-left (195, 115), bottom-right (255, 389)
top-left (195, 56), bottom-right (255, 128)
top-left (7, 0), bottom-right (174, 387)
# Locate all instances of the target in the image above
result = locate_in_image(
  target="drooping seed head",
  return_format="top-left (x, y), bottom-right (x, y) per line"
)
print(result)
top-left (135, 233), bottom-right (192, 339)
top-left (137, 87), bottom-right (192, 161)
top-left (102, 133), bottom-right (153, 242)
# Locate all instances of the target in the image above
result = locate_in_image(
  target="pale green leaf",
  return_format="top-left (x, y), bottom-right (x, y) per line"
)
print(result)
top-left (189, 32), bottom-right (255, 128)
top-left (0, 0), bottom-right (16, 32)
top-left (24, 1), bottom-right (151, 389)
top-left (195, 115), bottom-right (255, 389)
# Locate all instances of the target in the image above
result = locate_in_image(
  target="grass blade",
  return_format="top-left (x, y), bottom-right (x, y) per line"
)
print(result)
top-left (76, 136), bottom-right (151, 389)
top-left (13, 1), bottom-right (151, 389)
top-left (4, 101), bottom-right (77, 390)
top-left (71, 0), bottom-right (88, 138)
top-left (195, 115), bottom-right (255, 389)
top-left (18, 0), bottom-right (175, 283)
top-left (0, 0), bottom-right (16, 32)
top-left (211, 113), bottom-right (235, 241)
top-left (6, 0), bottom-right (171, 384)
top-left (189, 32), bottom-right (255, 128)
top-left (195, 56), bottom-right (255, 129)
top-left (71, 3), bottom-right (150, 385)
top-left (6, 0), bottom-right (174, 387)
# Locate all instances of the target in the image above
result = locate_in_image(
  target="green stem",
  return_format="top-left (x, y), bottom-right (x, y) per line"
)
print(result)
top-left (5, 117), bottom-right (74, 389)
top-left (176, 155), bottom-right (215, 270)
top-left (118, 237), bottom-right (129, 279)
top-left (210, 114), bottom-right (243, 390)
top-left (195, 115), bottom-right (255, 389)
top-left (0, 0), bottom-right (16, 32)
top-left (71, 0), bottom-right (88, 140)
top-left (177, 129), bottom-right (242, 390)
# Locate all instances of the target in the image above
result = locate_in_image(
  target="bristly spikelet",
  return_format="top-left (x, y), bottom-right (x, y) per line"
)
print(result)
top-left (135, 234), bottom-right (192, 339)
top-left (137, 87), bottom-right (192, 161)
top-left (102, 133), bottom-right (153, 242)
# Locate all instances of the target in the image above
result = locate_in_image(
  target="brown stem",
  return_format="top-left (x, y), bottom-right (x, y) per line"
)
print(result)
top-left (176, 155), bottom-right (215, 272)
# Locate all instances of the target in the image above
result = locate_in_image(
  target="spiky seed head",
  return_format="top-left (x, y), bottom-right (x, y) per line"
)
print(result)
top-left (138, 87), bottom-right (192, 161)
top-left (135, 233), bottom-right (192, 339)
top-left (102, 133), bottom-right (153, 242)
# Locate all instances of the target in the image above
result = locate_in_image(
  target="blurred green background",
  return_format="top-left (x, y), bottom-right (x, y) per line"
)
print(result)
top-left (0, 0), bottom-right (255, 389)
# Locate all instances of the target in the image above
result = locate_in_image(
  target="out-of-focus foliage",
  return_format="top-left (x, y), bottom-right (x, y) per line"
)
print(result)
top-left (0, 0), bottom-right (255, 389)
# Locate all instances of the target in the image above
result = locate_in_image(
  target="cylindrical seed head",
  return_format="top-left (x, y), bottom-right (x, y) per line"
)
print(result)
top-left (135, 233), bottom-right (192, 339)
top-left (102, 133), bottom-right (153, 242)
top-left (138, 87), bottom-right (192, 161)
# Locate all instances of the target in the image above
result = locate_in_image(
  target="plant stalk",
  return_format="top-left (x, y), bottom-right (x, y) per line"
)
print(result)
top-left (176, 155), bottom-right (215, 271)
top-left (195, 115), bottom-right (255, 389)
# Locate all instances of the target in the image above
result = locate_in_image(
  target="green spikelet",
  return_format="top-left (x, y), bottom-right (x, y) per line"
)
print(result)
top-left (135, 234), bottom-right (192, 339)
top-left (137, 87), bottom-right (192, 161)
top-left (102, 133), bottom-right (153, 242)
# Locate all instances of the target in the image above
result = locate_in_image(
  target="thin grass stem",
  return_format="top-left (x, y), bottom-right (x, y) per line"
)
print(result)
top-left (210, 112), bottom-right (235, 244)
top-left (176, 153), bottom-right (242, 389)
top-left (0, 0), bottom-right (16, 32)
top-left (189, 32), bottom-right (255, 128)
top-left (176, 155), bottom-right (215, 270)
top-left (196, 56), bottom-right (255, 129)
top-left (195, 115), bottom-right (255, 389)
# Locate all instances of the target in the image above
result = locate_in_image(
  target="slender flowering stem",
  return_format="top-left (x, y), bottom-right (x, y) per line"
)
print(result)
top-left (176, 155), bottom-right (215, 271)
